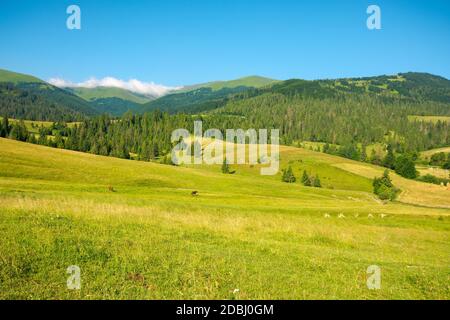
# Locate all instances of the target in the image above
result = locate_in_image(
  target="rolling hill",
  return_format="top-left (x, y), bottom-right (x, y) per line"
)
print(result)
top-left (140, 76), bottom-right (278, 114)
top-left (140, 86), bottom-right (254, 114)
top-left (68, 87), bottom-right (153, 104)
top-left (66, 87), bottom-right (154, 116)
top-left (141, 72), bottom-right (450, 116)
top-left (0, 69), bottom-right (98, 121)
top-left (184, 75), bottom-right (278, 91)
top-left (0, 69), bottom-right (45, 84)
top-left (0, 137), bottom-right (448, 299)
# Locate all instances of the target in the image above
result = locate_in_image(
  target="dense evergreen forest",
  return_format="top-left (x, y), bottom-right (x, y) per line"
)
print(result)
top-left (0, 82), bottom-right (97, 121)
top-left (211, 93), bottom-right (449, 151)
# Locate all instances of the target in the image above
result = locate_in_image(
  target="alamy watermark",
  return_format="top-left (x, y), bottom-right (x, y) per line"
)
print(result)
top-left (171, 121), bottom-right (280, 175)
top-left (366, 265), bottom-right (381, 290)
top-left (367, 5), bottom-right (381, 30)
top-left (66, 5), bottom-right (81, 30)
top-left (67, 265), bottom-right (81, 290)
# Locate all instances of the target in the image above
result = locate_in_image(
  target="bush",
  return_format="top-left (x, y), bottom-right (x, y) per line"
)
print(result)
top-left (429, 152), bottom-right (448, 166)
top-left (373, 170), bottom-right (399, 201)
top-left (443, 160), bottom-right (450, 170)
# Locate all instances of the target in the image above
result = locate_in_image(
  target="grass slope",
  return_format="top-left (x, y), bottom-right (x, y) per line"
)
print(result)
top-left (68, 87), bottom-right (152, 104)
top-left (408, 115), bottom-right (450, 123)
top-left (0, 138), bottom-right (449, 299)
top-left (186, 76), bottom-right (278, 91)
top-left (421, 147), bottom-right (450, 160)
top-left (0, 69), bottom-right (44, 84)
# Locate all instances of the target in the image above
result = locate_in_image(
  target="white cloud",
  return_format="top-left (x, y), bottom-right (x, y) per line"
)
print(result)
top-left (48, 76), bottom-right (180, 97)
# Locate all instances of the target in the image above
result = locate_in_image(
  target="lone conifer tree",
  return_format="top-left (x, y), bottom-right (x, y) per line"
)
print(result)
top-left (282, 166), bottom-right (296, 183)
top-left (301, 170), bottom-right (311, 186)
top-left (383, 144), bottom-right (395, 169)
top-left (313, 174), bottom-right (322, 188)
top-left (222, 158), bottom-right (230, 174)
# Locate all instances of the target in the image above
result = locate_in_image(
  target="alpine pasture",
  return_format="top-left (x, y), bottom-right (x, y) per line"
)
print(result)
top-left (0, 138), bottom-right (449, 299)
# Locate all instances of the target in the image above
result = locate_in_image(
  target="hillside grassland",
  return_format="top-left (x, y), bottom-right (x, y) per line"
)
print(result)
top-left (408, 115), bottom-right (450, 123)
top-left (186, 76), bottom-right (278, 91)
top-left (0, 69), bottom-right (44, 84)
top-left (69, 87), bottom-right (152, 104)
top-left (421, 146), bottom-right (450, 160)
top-left (0, 138), bottom-right (449, 299)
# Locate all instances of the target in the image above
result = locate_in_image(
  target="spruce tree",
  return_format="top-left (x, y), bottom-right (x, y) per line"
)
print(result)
top-left (301, 170), bottom-right (311, 186)
top-left (394, 155), bottom-right (417, 179)
top-left (383, 144), bottom-right (395, 169)
top-left (1, 116), bottom-right (9, 137)
top-left (282, 166), bottom-right (296, 183)
top-left (222, 158), bottom-right (230, 174)
top-left (313, 174), bottom-right (322, 188)
top-left (361, 144), bottom-right (367, 162)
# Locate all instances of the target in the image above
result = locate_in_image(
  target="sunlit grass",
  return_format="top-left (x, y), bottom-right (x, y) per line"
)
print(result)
top-left (0, 138), bottom-right (449, 299)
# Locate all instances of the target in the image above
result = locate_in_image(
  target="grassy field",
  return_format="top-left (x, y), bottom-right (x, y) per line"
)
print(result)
top-left (0, 69), bottom-right (44, 84)
top-left (0, 117), bottom-right (80, 135)
top-left (408, 115), bottom-right (450, 124)
top-left (0, 138), bottom-right (449, 299)
top-left (421, 146), bottom-right (450, 160)
top-left (417, 166), bottom-right (449, 180)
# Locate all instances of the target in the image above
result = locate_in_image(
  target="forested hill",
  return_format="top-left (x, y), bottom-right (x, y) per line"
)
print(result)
top-left (140, 76), bottom-right (277, 114)
top-left (140, 86), bottom-right (253, 114)
top-left (139, 72), bottom-right (450, 116)
top-left (263, 72), bottom-right (450, 103)
top-left (0, 69), bottom-right (98, 121)
top-left (204, 73), bottom-right (450, 152)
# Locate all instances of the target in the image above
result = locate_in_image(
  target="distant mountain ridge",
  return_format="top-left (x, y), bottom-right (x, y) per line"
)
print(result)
top-left (1, 68), bottom-right (450, 121)
top-left (67, 87), bottom-right (154, 104)
top-left (141, 72), bottom-right (450, 115)
top-left (65, 86), bottom-right (154, 116)
top-left (141, 76), bottom-right (279, 114)
top-left (183, 76), bottom-right (278, 91)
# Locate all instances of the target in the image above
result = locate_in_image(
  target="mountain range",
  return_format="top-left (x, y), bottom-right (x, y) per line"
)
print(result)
top-left (1, 68), bottom-right (449, 121)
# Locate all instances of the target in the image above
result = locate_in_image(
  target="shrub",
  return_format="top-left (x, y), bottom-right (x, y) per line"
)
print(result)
top-left (429, 152), bottom-right (447, 166)
top-left (373, 170), bottom-right (399, 201)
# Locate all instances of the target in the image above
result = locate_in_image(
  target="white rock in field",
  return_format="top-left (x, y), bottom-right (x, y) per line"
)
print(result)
top-left (368, 214), bottom-right (374, 219)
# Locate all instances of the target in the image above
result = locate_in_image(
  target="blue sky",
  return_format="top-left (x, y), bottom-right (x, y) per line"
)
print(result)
top-left (0, 0), bottom-right (449, 87)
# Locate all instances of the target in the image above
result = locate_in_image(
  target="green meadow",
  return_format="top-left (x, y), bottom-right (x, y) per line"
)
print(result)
top-left (0, 138), bottom-right (449, 299)
top-left (408, 115), bottom-right (450, 124)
